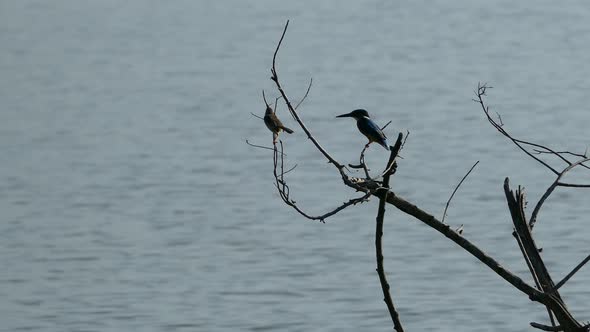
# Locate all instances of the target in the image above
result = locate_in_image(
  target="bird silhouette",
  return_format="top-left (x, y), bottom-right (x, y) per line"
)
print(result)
top-left (336, 109), bottom-right (389, 150)
top-left (264, 105), bottom-right (293, 143)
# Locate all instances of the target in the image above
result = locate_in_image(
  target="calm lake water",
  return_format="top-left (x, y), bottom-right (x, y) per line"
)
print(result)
top-left (1, 1), bottom-right (589, 331)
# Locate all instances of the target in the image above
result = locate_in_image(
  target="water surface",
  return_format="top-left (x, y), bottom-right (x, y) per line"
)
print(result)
top-left (1, 1), bottom-right (589, 331)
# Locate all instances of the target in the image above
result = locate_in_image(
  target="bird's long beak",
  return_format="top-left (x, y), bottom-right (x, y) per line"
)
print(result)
top-left (336, 112), bottom-right (353, 118)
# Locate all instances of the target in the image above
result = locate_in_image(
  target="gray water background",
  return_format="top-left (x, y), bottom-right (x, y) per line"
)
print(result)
top-left (1, 1), bottom-right (589, 331)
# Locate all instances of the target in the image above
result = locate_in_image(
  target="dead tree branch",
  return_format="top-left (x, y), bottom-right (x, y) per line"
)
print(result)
top-left (271, 140), bottom-right (370, 223)
top-left (367, 186), bottom-right (540, 296)
top-left (531, 322), bottom-right (564, 332)
top-left (475, 83), bottom-right (562, 174)
top-left (375, 133), bottom-right (404, 332)
top-left (477, 85), bottom-right (588, 330)
top-left (364, 181), bottom-right (583, 331)
top-left (557, 182), bottom-right (590, 188)
top-left (263, 21), bottom-right (379, 222)
top-left (477, 83), bottom-right (590, 232)
top-left (530, 157), bottom-right (590, 228)
top-left (261, 21), bottom-right (589, 332)
top-left (270, 20), bottom-right (344, 171)
top-left (504, 180), bottom-right (570, 329)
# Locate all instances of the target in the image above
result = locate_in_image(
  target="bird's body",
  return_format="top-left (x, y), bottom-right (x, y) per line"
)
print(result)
top-left (336, 109), bottom-right (389, 150)
top-left (264, 106), bottom-right (293, 143)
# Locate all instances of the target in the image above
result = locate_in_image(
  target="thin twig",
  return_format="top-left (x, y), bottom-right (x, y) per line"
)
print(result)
top-left (533, 149), bottom-right (589, 159)
top-left (401, 130), bottom-right (410, 149)
top-left (294, 78), bottom-right (313, 111)
top-left (262, 90), bottom-right (270, 108)
top-left (553, 254), bottom-right (590, 292)
top-left (442, 160), bottom-right (479, 223)
top-left (246, 139), bottom-right (286, 155)
top-left (380, 120), bottom-right (392, 131)
top-left (250, 112), bottom-right (264, 120)
top-left (274, 96), bottom-right (281, 113)
top-left (511, 137), bottom-right (574, 167)
top-left (282, 163), bottom-right (298, 176)
top-left (557, 182), bottom-right (590, 188)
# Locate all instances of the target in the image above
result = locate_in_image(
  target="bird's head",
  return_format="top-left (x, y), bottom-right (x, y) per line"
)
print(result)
top-left (336, 109), bottom-right (370, 119)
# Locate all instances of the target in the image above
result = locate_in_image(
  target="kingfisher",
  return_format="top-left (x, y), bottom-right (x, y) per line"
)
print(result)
top-left (264, 105), bottom-right (294, 143)
top-left (336, 109), bottom-right (389, 150)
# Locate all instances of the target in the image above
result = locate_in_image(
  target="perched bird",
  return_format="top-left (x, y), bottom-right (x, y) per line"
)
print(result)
top-left (264, 105), bottom-right (294, 143)
top-left (336, 109), bottom-right (389, 150)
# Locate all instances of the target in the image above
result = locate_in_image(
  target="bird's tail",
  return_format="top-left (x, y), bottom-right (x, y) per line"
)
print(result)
top-left (379, 140), bottom-right (390, 151)
top-left (281, 126), bottom-right (294, 134)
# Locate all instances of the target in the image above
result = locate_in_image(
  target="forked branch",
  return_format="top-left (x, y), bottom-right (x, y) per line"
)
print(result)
top-left (530, 157), bottom-right (590, 228)
top-left (475, 83), bottom-right (561, 174)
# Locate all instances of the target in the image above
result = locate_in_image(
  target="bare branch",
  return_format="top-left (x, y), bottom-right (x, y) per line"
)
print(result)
top-left (553, 254), bottom-right (590, 292)
top-left (270, 20), bottom-right (344, 171)
top-left (271, 141), bottom-right (370, 222)
top-left (271, 21), bottom-right (288, 81)
top-left (533, 149), bottom-right (588, 159)
top-left (533, 149), bottom-right (590, 169)
top-left (370, 184), bottom-right (541, 297)
top-left (504, 180), bottom-right (583, 330)
top-left (343, 174), bottom-right (584, 330)
top-left (250, 112), bottom-right (264, 120)
top-left (380, 120), bottom-right (392, 131)
top-left (401, 130), bottom-right (410, 149)
top-left (530, 322), bottom-right (564, 331)
top-left (246, 139), bottom-right (286, 155)
top-left (262, 24), bottom-right (588, 331)
top-left (371, 181), bottom-right (583, 329)
top-left (530, 157), bottom-right (590, 228)
top-left (358, 144), bottom-right (371, 179)
top-left (475, 83), bottom-right (561, 175)
top-left (294, 78), bottom-right (313, 111)
top-left (442, 160), bottom-right (479, 223)
top-left (557, 182), bottom-right (590, 188)
top-left (262, 89), bottom-right (270, 108)
top-left (512, 226), bottom-right (557, 328)
top-left (373, 132), bottom-right (408, 179)
top-left (282, 163), bottom-right (298, 176)
top-left (495, 111), bottom-right (503, 126)
top-left (264, 21), bottom-right (378, 223)
top-left (375, 134), bottom-right (405, 332)
top-left (273, 96), bottom-right (281, 114)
